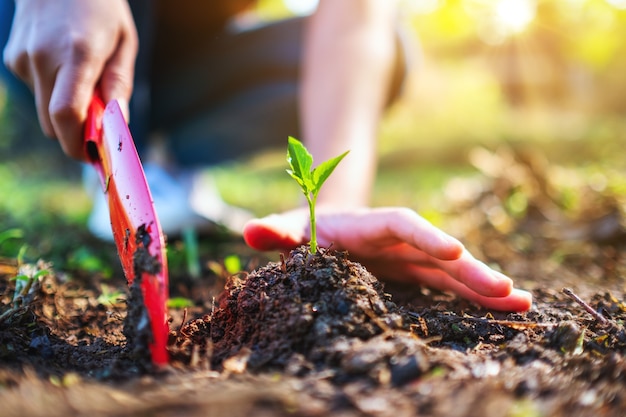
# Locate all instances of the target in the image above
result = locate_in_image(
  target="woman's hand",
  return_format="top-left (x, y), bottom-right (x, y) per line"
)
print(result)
top-left (244, 206), bottom-right (533, 312)
top-left (3, 0), bottom-right (137, 159)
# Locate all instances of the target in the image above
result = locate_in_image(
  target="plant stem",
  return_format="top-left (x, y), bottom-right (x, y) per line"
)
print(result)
top-left (308, 193), bottom-right (317, 254)
top-left (182, 226), bottom-right (200, 280)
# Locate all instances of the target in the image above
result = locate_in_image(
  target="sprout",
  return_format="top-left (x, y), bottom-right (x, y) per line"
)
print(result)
top-left (286, 136), bottom-right (349, 254)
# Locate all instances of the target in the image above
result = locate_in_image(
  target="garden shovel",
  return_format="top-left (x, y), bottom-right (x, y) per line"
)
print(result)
top-left (84, 92), bottom-right (169, 366)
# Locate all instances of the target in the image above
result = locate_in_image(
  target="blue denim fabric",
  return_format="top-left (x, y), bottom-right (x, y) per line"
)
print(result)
top-left (149, 17), bottom-right (302, 166)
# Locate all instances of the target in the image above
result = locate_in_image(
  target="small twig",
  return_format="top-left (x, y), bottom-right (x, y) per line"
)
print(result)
top-left (177, 308), bottom-right (188, 336)
top-left (0, 305), bottom-right (22, 324)
top-left (562, 287), bottom-right (609, 325)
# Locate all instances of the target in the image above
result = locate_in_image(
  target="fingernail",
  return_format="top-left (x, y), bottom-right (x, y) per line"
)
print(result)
top-left (116, 98), bottom-right (131, 124)
top-left (442, 235), bottom-right (464, 258)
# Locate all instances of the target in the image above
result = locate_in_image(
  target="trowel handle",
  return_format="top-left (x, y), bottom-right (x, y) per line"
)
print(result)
top-left (83, 90), bottom-right (108, 191)
top-left (84, 89), bottom-right (105, 162)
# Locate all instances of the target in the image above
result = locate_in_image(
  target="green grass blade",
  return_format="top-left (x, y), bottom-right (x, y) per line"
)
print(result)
top-left (0, 229), bottom-right (23, 247)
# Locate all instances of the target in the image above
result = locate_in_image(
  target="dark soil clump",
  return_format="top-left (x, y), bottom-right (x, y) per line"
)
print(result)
top-left (122, 274), bottom-right (152, 371)
top-left (174, 246), bottom-right (408, 373)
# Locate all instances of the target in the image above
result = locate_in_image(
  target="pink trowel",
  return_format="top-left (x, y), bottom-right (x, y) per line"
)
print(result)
top-left (84, 91), bottom-right (169, 366)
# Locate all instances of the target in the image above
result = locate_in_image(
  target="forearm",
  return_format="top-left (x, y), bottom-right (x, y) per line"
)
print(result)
top-left (300, 0), bottom-right (398, 207)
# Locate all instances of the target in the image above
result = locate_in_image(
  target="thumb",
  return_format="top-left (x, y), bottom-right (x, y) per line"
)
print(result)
top-left (243, 214), bottom-right (305, 251)
top-left (99, 27), bottom-right (137, 123)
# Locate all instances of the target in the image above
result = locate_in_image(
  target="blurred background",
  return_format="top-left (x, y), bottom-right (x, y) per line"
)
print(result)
top-left (1, 0), bottom-right (626, 271)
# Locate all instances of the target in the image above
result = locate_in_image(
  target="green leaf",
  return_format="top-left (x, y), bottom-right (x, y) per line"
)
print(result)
top-left (167, 296), bottom-right (195, 309)
top-left (10, 274), bottom-right (30, 283)
top-left (16, 245), bottom-right (28, 265)
top-left (11, 274), bottom-right (31, 303)
top-left (97, 284), bottom-right (125, 305)
top-left (0, 229), bottom-right (23, 247)
top-left (312, 150), bottom-right (349, 195)
top-left (286, 168), bottom-right (306, 189)
top-left (287, 136), bottom-right (313, 185)
top-left (223, 254), bottom-right (242, 275)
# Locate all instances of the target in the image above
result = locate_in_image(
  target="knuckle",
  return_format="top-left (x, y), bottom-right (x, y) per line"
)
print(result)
top-left (29, 41), bottom-right (55, 71)
top-left (3, 45), bottom-right (28, 79)
top-left (49, 98), bottom-right (81, 125)
top-left (395, 206), bottom-right (416, 221)
top-left (50, 102), bottom-right (80, 123)
top-left (2, 44), bottom-right (15, 68)
top-left (66, 35), bottom-right (96, 65)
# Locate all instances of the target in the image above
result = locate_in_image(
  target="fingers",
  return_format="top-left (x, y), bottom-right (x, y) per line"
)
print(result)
top-left (49, 53), bottom-right (103, 159)
top-left (433, 250), bottom-right (513, 297)
top-left (51, 22), bottom-right (136, 159)
top-left (243, 215), bottom-right (305, 251)
top-left (3, 16), bottom-right (56, 138)
top-left (31, 68), bottom-right (56, 139)
top-left (464, 288), bottom-right (533, 312)
top-left (100, 3), bottom-right (137, 121)
top-left (350, 219), bottom-right (513, 297)
top-left (380, 263), bottom-right (532, 312)
top-left (398, 209), bottom-right (465, 260)
top-left (308, 207), bottom-right (464, 261)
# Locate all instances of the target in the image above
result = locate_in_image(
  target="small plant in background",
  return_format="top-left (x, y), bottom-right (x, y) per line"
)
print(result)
top-left (0, 228), bottom-right (51, 324)
top-left (286, 136), bottom-right (349, 254)
top-left (0, 228), bottom-right (23, 257)
top-left (167, 297), bottom-right (195, 309)
top-left (97, 284), bottom-right (126, 306)
top-left (10, 265), bottom-right (49, 306)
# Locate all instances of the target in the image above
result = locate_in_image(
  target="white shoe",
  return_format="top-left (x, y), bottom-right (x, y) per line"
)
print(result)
top-left (84, 164), bottom-right (252, 241)
top-left (186, 170), bottom-right (253, 234)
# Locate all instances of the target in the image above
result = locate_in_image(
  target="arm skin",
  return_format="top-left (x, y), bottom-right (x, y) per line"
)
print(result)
top-left (300, 0), bottom-right (397, 207)
top-left (3, 0), bottom-right (137, 160)
top-left (244, 0), bottom-right (533, 312)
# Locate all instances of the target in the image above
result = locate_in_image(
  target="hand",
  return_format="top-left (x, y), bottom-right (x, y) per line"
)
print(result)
top-left (243, 206), bottom-right (533, 312)
top-left (3, 0), bottom-right (137, 160)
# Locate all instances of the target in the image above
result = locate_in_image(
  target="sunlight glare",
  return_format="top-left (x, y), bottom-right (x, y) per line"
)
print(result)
top-left (284, 0), bottom-right (319, 15)
top-left (402, 0), bottom-right (441, 14)
top-left (495, 0), bottom-right (536, 34)
top-left (606, 0), bottom-right (626, 9)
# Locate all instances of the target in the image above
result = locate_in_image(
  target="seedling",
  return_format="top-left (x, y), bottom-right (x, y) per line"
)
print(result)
top-left (286, 136), bottom-right (349, 254)
top-left (97, 284), bottom-right (125, 306)
top-left (0, 262), bottom-right (49, 325)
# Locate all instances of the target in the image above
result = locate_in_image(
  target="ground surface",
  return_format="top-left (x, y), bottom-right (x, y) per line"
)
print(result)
top-left (1, 147), bottom-right (626, 417)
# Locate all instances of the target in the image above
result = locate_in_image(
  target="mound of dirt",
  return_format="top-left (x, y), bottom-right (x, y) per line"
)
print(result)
top-left (172, 246), bottom-right (408, 374)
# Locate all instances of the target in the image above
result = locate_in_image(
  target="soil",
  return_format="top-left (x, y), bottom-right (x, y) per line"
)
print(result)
top-left (2, 148), bottom-right (626, 417)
